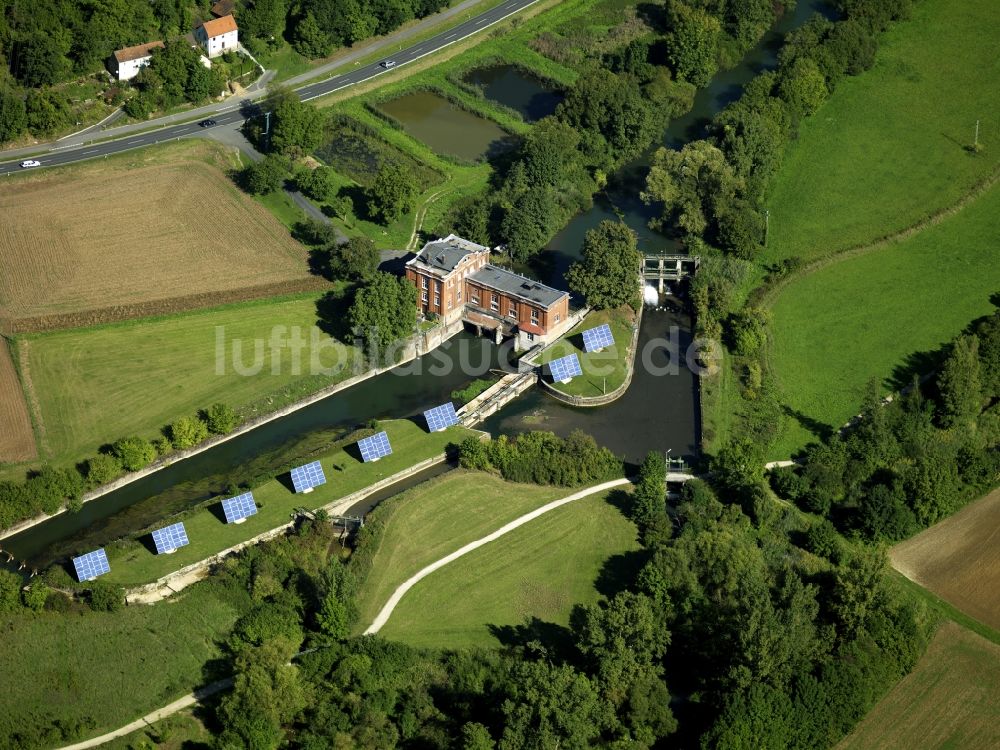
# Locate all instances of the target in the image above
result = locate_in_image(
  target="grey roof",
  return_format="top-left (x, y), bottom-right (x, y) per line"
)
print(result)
top-left (468, 265), bottom-right (567, 309)
top-left (408, 234), bottom-right (488, 275)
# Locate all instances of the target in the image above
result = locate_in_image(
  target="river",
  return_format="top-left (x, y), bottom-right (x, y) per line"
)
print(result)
top-left (2, 0), bottom-right (830, 568)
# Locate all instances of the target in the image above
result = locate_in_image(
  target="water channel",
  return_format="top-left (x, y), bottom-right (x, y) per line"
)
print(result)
top-left (3, 0), bottom-right (830, 568)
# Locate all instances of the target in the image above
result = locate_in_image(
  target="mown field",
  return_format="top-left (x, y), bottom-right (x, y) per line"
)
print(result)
top-left (835, 622), bottom-right (1000, 750)
top-left (104, 420), bottom-right (475, 586)
top-left (762, 0), bottom-right (1000, 265)
top-left (353, 470), bottom-right (570, 630)
top-left (380, 488), bottom-right (639, 648)
top-left (19, 293), bottom-right (360, 466)
top-left (891, 488), bottom-right (1000, 632)
top-left (0, 339), bottom-right (35, 462)
top-left (0, 141), bottom-right (318, 329)
top-left (540, 307), bottom-right (636, 398)
top-left (767, 179), bottom-right (1000, 457)
top-left (0, 582), bottom-right (240, 749)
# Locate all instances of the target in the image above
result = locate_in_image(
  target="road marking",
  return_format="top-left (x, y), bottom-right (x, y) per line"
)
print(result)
top-left (475, 17), bottom-right (487, 24)
top-left (80, 149), bottom-right (99, 155)
top-left (445, 32), bottom-right (457, 39)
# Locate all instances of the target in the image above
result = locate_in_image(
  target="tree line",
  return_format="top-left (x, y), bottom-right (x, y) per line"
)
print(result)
top-left (0, 402), bottom-right (237, 531)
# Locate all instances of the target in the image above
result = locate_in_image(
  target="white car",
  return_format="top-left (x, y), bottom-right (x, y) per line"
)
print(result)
top-left (380, 60), bottom-right (397, 69)
top-left (19, 160), bottom-right (41, 168)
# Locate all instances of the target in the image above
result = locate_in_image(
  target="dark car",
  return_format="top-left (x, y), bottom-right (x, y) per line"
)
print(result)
top-left (199, 119), bottom-right (217, 127)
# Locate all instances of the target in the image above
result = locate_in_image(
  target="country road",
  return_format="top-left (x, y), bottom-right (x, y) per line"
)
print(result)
top-left (0, 0), bottom-right (541, 176)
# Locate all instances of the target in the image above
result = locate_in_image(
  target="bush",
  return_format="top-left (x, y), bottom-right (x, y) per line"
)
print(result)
top-left (458, 430), bottom-right (622, 486)
top-left (22, 583), bottom-right (50, 612)
top-left (0, 570), bottom-right (22, 612)
top-left (169, 415), bottom-right (209, 450)
top-left (88, 582), bottom-right (125, 612)
top-left (241, 153), bottom-right (289, 195)
top-left (85, 453), bottom-right (122, 488)
top-left (112, 436), bottom-right (158, 472)
top-left (803, 518), bottom-right (841, 561)
top-left (204, 402), bottom-right (239, 434)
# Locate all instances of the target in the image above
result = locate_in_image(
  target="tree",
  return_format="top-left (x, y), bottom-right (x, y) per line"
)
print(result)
top-left (347, 271), bottom-right (417, 357)
top-left (240, 0), bottom-right (287, 45)
top-left (500, 187), bottom-right (555, 261)
top-left (331, 236), bottom-right (379, 281)
top-left (711, 437), bottom-right (765, 495)
top-left (204, 403), bottom-right (238, 434)
top-left (22, 583), bottom-right (50, 612)
top-left (0, 88), bottom-right (28, 143)
top-left (241, 153), bottom-right (288, 195)
top-left (112, 436), bottom-right (158, 471)
top-left (366, 161), bottom-right (418, 224)
top-left (89, 582), bottom-right (125, 612)
top-left (665, 2), bottom-right (720, 87)
top-left (937, 334), bottom-right (982, 427)
top-left (296, 165), bottom-right (336, 202)
top-left (831, 547), bottom-right (886, 637)
top-left (0, 570), bottom-right (21, 612)
top-left (169, 415), bottom-right (209, 449)
top-left (24, 88), bottom-right (70, 135)
top-left (461, 722), bottom-right (495, 750)
top-left (86, 453), bottom-right (123, 487)
top-left (14, 32), bottom-right (70, 87)
top-left (728, 307), bottom-right (770, 356)
top-left (777, 57), bottom-right (829, 119)
top-left (268, 87), bottom-right (324, 157)
top-left (565, 221), bottom-right (641, 309)
top-left (291, 11), bottom-right (331, 58)
top-left (976, 312), bottom-right (1000, 400)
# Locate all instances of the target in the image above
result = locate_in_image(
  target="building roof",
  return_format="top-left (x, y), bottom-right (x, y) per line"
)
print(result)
top-left (113, 40), bottom-right (164, 64)
top-left (407, 234), bottom-right (489, 275)
top-left (211, 0), bottom-right (235, 17)
top-left (200, 14), bottom-right (238, 38)
top-left (468, 265), bottom-right (568, 309)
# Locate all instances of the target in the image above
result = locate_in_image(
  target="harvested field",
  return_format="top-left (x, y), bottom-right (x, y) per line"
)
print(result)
top-left (0, 339), bottom-right (35, 462)
top-left (0, 142), bottom-right (313, 328)
top-left (890, 489), bottom-right (1000, 630)
top-left (835, 622), bottom-right (1000, 750)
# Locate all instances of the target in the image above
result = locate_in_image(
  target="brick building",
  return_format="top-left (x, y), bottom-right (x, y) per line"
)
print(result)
top-left (405, 235), bottom-right (571, 348)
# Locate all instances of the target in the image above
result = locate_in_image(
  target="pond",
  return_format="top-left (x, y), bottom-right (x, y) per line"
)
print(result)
top-left (376, 91), bottom-right (517, 161)
top-left (463, 64), bottom-right (564, 122)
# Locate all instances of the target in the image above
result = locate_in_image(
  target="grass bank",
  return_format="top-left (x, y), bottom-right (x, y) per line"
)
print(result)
top-left (379, 487), bottom-right (639, 648)
top-left (104, 420), bottom-right (474, 587)
top-left (539, 307), bottom-right (637, 398)
top-left (352, 470), bottom-right (571, 629)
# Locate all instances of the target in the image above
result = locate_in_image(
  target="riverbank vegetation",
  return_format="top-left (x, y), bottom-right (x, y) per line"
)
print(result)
top-left (379, 487), bottom-right (639, 648)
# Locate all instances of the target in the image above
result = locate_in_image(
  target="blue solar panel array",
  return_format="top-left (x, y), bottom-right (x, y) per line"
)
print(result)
top-left (221, 492), bottom-right (258, 524)
top-left (423, 402), bottom-right (459, 432)
top-left (548, 353), bottom-right (583, 382)
top-left (359, 431), bottom-right (393, 462)
top-left (291, 460), bottom-right (327, 493)
top-left (582, 323), bottom-right (614, 353)
top-left (72, 548), bottom-right (110, 582)
top-left (151, 521), bottom-right (190, 554)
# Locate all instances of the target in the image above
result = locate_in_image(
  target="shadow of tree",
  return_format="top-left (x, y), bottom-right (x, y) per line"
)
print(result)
top-left (780, 404), bottom-right (835, 443)
top-left (488, 616), bottom-right (576, 664)
top-left (315, 288), bottom-right (355, 341)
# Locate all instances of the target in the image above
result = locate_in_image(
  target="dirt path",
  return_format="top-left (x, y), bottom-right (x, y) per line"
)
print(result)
top-left (55, 678), bottom-right (233, 750)
top-left (364, 477), bottom-right (633, 634)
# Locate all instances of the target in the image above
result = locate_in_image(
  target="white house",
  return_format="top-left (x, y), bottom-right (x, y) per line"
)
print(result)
top-left (111, 41), bottom-right (164, 81)
top-left (195, 14), bottom-right (239, 59)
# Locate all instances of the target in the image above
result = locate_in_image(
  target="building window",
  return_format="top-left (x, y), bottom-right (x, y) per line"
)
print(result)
top-left (435, 281), bottom-right (441, 292)
top-left (508, 303), bottom-right (517, 320)
top-left (457, 289), bottom-right (462, 302)
top-left (434, 295), bottom-right (441, 307)
top-left (422, 277), bottom-right (428, 289)
top-left (490, 294), bottom-right (499, 312)
top-left (471, 290), bottom-right (480, 305)
top-left (555, 313), bottom-right (561, 323)
top-left (422, 291), bottom-right (428, 303)
top-left (448, 298), bottom-right (453, 309)
top-left (530, 309), bottom-right (539, 323)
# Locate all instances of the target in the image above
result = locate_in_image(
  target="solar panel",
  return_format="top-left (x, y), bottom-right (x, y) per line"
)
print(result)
top-left (221, 491), bottom-right (258, 524)
top-left (72, 548), bottom-right (110, 582)
top-left (548, 353), bottom-right (583, 383)
top-left (290, 460), bottom-right (327, 493)
top-left (151, 521), bottom-right (190, 554)
top-left (423, 402), bottom-right (459, 432)
top-left (582, 323), bottom-right (614, 353)
top-left (358, 431), bottom-right (393, 462)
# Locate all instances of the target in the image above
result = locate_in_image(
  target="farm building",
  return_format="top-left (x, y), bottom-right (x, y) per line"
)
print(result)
top-left (111, 40), bottom-right (164, 81)
top-left (195, 14), bottom-right (239, 58)
top-left (405, 235), bottom-right (571, 348)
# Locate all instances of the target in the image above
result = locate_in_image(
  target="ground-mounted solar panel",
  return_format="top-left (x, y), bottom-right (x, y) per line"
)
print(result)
top-left (548, 353), bottom-right (583, 383)
top-left (582, 323), bottom-right (614, 353)
top-left (221, 491), bottom-right (258, 524)
top-left (358, 431), bottom-right (393, 462)
top-left (151, 521), bottom-right (190, 555)
top-left (290, 460), bottom-right (327, 494)
top-left (72, 548), bottom-right (110, 582)
top-left (423, 402), bottom-right (459, 433)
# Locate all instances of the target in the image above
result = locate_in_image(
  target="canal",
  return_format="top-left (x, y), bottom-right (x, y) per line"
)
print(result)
top-left (3, 0), bottom-right (829, 567)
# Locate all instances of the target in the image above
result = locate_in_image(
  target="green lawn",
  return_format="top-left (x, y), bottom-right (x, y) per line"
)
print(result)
top-left (768, 180), bottom-right (1000, 458)
top-left (540, 307), bottom-right (636, 398)
top-left (353, 470), bottom-right (572, 630)
top-left (101, 711), bottom-right (212, 750)
top-left (0, 583), bottom-right (241, 749)
top-left (20, 294), bottom-right (358, 466)
top-left (104, 420), bottom-right (476, 586)
top-left (762, 0), bottom-right (1000, 265)
top-left (380, 488), bottom-right (639, 649)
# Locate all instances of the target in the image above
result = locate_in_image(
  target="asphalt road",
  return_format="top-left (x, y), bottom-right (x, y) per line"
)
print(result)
top-left (0, 0), bottom-right (539, 176)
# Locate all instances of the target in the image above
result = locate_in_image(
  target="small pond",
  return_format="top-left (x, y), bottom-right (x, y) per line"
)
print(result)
top-left (376, 91), bottom-right (517, 161)
top-left (463, 64), bottom-right (564, 122)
